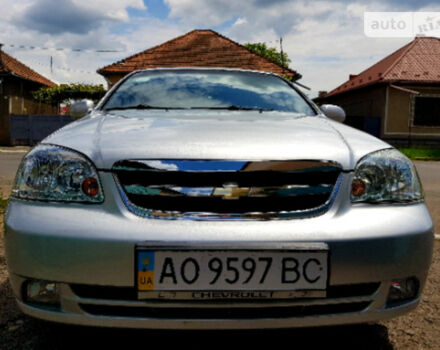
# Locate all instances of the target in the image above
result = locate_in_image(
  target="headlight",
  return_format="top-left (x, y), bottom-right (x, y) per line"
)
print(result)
top-left (12, 144), bottom-right (103, 203)
top-left (351, 148), bottom-right (423, 203)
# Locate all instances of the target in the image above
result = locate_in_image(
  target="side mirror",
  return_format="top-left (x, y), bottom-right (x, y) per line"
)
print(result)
top-left (320, 104), bottom-right (346, 123)
top-left (69, 100), bottom-right (94, 119)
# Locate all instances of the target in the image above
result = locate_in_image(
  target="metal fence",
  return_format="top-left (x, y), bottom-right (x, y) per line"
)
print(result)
top-left (9, 114), bottom-right (74, 145)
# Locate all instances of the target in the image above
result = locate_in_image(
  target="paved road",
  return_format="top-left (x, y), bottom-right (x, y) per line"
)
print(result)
top-left (0, 149), bottom-right (438, 231)
top-left (414, 161), bottom-right (440, 233)
top-left (0, 149), bottom-right (28, 197)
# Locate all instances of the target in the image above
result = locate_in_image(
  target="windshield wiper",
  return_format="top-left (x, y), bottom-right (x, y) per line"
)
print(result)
top-left (104, 104), bottom-right (178, 111)
top-left (104, 105), bottom-right (275, 112)
top-left (190, 106), bottom-right (274, 112)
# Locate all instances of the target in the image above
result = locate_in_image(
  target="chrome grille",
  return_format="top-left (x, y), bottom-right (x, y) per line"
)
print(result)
top-left (112, 160), bottom-right (343, 220)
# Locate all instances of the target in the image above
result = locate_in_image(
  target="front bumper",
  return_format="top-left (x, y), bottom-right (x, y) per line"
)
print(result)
top-left (4, 172), bottom-right (434, 329)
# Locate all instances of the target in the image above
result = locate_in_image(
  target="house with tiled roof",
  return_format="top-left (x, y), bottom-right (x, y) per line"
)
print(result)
top-left (317, 36), bottom-right (440, 145)
top-left (0, 45), bottom-right (56, 144)
top-left (97, 29), bottom-right (301, 87)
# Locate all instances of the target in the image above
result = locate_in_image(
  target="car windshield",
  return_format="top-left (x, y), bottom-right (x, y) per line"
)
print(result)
top-left (102, 70), bottom-right (316, 114)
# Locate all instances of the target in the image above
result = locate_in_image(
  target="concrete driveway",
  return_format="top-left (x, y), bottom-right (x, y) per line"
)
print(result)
top-left (0, 148), bottom-right (438, 232)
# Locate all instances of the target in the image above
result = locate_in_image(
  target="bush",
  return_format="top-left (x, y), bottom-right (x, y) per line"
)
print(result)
top-left (32, 84), bottom-right (107, 105)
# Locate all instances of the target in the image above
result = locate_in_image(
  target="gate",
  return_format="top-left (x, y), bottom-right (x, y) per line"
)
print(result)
top-left (9, 114), bottom-right (74, 145)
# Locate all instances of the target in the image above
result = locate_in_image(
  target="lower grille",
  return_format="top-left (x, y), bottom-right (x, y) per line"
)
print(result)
top-left (112, 160), bottom-right (343, 220)
top-left (70, 283), bottom-right (380, 301)
top-left (73, 283), bottom-right (378, 320)
top-left (79, 302), bottom-right (370, 319)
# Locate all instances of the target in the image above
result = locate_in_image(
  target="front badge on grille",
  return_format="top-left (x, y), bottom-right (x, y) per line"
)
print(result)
top-left (212, 184), bottom-right (250, 200)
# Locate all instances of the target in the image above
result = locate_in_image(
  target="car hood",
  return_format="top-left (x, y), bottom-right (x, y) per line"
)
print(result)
top-left (43, 110), bottom-right (390, 170)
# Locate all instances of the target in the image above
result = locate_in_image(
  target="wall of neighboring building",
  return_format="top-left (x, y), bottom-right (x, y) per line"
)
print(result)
top-left (0, 76), bottom-right (58, 145)
top-left (320, 85), bottom-right (387, 138)
top-left (321, 84), bottom-right (440, 145)
top-left (385, 85), bottom-right (440, 145)
top-left (385, 86), bottom-right (410, 136)
top-left (0, 97), bottom-right (9, 144)
top-left (102, 73), bottom-right (126, 88)
top-left (6, 77), bottom-right (58, 114)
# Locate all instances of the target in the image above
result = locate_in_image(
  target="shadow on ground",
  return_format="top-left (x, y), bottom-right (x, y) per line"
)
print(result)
top-left (0, 279), bottom-right (394, 350)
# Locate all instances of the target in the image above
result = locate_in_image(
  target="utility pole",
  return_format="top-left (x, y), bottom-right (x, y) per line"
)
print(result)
top-left (280, 37), bottom-right (285, 75)
top-left (0, 44), bottom-right (3, 94)
top-left (50, 56), bottom-right (53, 74)
top-left (0, 43), bottom-right (3, 68)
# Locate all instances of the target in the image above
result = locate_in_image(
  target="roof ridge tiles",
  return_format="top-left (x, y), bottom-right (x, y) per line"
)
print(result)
top-left (381, 38), bottom-right (418, 80)
top-left (97, 29), bottom-right (300, 79)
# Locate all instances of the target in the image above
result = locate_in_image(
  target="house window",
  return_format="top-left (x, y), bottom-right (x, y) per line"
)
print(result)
top-left (413, 96), bottom-right (440, 126)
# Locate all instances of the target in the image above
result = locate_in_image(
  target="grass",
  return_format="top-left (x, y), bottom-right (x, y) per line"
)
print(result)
top-left (398, 147), bottom-right (440, 160)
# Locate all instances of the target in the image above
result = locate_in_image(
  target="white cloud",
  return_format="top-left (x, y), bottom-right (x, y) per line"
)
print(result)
top-left (11, 0), bottom-right (146, 35)
top-left (164, 0), bottom-right (240, 27)
top-left (0, 0), bottom-right (184, 86)
top-left (2, 0), bottom-right (440, 96)
top-left (233, 17), bottom-right (247, 26)
top-left (71, 0), bottom-right (146, 21)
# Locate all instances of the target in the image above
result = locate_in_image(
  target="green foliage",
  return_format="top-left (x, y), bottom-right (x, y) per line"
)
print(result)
top-left (398, 148), bottom-right (440, 160)
top-left (0, 196), bottom-right (7, 214)
top-left (281, 74), bottom-right (293, 82)
top-left (244, 42), bottom-right (291, 68)
top-left (32, 84), bottom-right (107, 105)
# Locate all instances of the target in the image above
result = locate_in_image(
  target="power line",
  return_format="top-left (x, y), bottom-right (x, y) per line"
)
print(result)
top-left (263, 39), bottom-right (281, 45)
top-left (16, 56), bottom-right (100, 75)
top-left (3, 43), bottom-right (125, 53)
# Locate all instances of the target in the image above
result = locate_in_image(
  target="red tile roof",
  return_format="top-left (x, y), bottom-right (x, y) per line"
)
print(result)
top-left (326, 37), bottom-right (440, 97)
top-left (0, 49), bottom-right (55, 87)
top-left (97, 29), bottom-right (300, 80)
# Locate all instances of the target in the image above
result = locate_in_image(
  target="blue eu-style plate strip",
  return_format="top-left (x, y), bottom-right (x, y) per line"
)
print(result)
top-left (138, 252), bottom-right (155, 271)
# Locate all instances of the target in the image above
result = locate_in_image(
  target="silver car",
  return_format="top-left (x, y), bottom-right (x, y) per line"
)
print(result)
top-left (5, 68), bottom-right (433, 329)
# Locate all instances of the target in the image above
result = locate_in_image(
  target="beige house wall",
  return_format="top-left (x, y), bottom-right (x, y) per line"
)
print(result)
top-left (384, 86), bottom-right (411, 134)
top-left (384, 85), bottom-right (440, 140)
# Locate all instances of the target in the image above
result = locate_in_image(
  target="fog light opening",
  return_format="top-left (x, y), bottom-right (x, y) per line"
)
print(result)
top-left (25, 280), bottom-right (60, 305)
top-left (387, 278), bottom-right (419, 307)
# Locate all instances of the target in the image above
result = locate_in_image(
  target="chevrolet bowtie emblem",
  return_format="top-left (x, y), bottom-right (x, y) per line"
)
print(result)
top-left (212, 185), bottom-right (250, 200)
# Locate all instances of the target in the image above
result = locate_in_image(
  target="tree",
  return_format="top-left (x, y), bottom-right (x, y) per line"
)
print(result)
top-left (244, 42), bottom-right (291, 68)
top-left (32, 83), bottom-right (107, 105)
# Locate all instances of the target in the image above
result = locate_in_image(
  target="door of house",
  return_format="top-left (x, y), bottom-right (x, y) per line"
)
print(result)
top-left (0, 97), bottom-right (9, 145)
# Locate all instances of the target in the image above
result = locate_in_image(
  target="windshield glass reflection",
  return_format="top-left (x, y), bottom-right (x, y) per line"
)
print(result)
top-left (103, 70), bottom-right (315, 114)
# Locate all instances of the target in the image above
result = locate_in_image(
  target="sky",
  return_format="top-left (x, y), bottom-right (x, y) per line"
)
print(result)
top-left (1, 0), bottom-right (440, 97)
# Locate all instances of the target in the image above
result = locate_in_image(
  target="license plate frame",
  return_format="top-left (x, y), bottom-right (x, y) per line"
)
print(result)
top-left (135, 245), bottom-right (329, 300)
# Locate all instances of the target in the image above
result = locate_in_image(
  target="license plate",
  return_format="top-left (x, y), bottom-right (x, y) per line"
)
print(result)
top-left (136, 249), bottom-right (328, 295)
